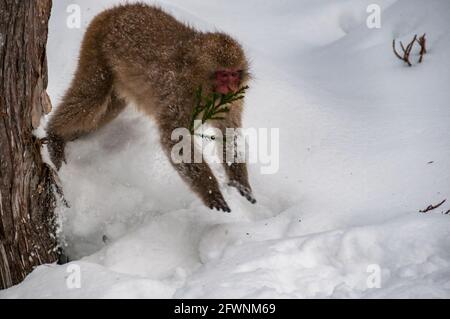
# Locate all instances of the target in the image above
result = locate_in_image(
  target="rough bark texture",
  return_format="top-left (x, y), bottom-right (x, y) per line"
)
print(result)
top-left (0, 0), bottom-right (58, 289)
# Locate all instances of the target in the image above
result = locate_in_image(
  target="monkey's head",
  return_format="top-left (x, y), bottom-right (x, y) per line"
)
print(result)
top-left (195, 32), bottom-right (250, 95)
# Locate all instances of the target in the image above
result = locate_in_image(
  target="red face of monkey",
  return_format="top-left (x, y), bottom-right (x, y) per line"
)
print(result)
top-left (213, 69), bottom-right (242, 94)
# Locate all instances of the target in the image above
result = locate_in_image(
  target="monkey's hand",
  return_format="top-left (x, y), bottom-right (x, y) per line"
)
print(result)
top-left (205, 189), bottom-right (231, 213)
top-left (47, 133), bottom-right (66, 171)
top-left (229, 180), bottom-right (256, 204)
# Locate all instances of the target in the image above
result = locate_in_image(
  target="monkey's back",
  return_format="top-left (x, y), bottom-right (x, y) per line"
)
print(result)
top-left (96, 4), bottom-right (194, 61)
top-left (75, 3), bottom-right (199, 112)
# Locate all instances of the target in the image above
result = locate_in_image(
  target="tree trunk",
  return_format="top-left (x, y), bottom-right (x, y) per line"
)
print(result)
top-left (0, 0), bottom-right (58, 289)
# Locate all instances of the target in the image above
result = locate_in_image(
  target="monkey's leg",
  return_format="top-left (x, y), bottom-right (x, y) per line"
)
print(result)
top-left (95, 92), bottom-right (127, 128)
top-left (47, 92), bottom-right (126, 170)
top-left (46, 60), bottom-right (119, 169)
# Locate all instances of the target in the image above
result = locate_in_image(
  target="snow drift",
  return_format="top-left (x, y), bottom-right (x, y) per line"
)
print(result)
top-left (2, 0), bottom-right (450, 298)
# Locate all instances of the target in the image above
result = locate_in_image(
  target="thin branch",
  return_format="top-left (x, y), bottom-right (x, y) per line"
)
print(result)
top-left (400, 41), bottom-right (407, 52)
top-left (416, 33), bottom-right (427, 63)
top-left (392, 39), bottom-right (403, 60)
top-left (419, 199), bottom-right (446, 213)
top-left (392, 35), bottom-right (417, 67)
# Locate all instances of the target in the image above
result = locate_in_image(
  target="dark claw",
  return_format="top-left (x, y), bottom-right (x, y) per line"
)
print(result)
top-left (207, 192), bottom-right (231, 213)
top-left (228, 180), bottom-right (256, 204)
top-left (246, 195), bottom-right (256, 204)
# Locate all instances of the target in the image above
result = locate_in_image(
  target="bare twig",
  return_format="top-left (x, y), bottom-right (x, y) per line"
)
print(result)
top-left (392, 40), bottom-right (404, 60)
top-left (393, 35), bottom-right (417, 67)
top-left (416, 33), bottom-right (427, 63)
top-left (420, 199), bottom-right (446, 213)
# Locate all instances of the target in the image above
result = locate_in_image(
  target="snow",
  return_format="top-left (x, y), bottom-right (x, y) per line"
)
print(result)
top-left (2, 0), bottom-right (450, 298)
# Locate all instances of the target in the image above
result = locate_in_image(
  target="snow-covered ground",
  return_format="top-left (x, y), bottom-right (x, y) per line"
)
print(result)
top-left (2, 0), bottom-right (450, 298)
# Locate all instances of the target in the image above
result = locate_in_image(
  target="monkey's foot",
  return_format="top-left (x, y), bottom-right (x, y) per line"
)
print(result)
top-left (206, 192), bottom-right (231, 213)
top-left (47, 133), bottom-right (67, 171)
top-left (229, 180), bottom-right (257, 204)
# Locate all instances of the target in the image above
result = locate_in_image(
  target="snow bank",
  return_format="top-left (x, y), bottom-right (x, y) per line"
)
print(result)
top-left (2, 0), bottom-right (450, 298)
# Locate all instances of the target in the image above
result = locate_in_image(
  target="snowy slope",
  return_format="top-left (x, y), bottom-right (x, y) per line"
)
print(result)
top-left (2, 0), bottom-right (450, 298)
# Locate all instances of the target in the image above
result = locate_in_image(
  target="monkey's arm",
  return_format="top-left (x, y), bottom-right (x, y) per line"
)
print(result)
top-left (173, 161), bottom-right (231, 212)
top-left (225, 163), bottom-right (255, 204)
top-left (158, 115), bottom-right (231, 212)
top-left (220, 124), bottom-right (256, 204)
top-left (223, 147), bottom-right (256, 204)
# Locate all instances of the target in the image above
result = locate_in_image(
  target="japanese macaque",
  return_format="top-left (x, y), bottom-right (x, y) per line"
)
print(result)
top-left (46, 4), bottom-right (255, 212)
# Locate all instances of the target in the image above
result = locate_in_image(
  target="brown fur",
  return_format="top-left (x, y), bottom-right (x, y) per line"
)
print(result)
top-left (47, 4), bottom-right (254, 212)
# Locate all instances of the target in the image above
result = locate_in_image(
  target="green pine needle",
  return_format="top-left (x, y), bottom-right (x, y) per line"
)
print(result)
top-left (189, 85), bottom-right (249, 134)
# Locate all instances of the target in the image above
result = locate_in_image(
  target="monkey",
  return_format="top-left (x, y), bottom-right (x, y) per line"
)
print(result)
top-left (46, 4), bottom-right (256, 213)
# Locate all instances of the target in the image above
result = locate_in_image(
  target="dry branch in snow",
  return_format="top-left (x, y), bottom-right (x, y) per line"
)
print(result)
top-left (393, 35), bottom-right (417, 67)
top-left (419, 199), bottom-right (446, 213)
top-left (416, 33), bottom-right (427, 63)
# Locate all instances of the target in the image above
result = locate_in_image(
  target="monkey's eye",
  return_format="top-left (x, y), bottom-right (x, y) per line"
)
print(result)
top-left (216, 71), bottom-right (229, 80)
top-left (215, 70), bottom-right (243, 79)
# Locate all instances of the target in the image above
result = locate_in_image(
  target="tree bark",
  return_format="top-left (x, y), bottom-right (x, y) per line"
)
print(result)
top-left (0, 0), bottom-right (58, 289)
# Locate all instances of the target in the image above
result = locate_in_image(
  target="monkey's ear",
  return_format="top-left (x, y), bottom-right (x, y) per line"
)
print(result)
top-left (240, 69), bottom-right (252, 82)
top-left (239, 69), bottom-right (247, 79)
